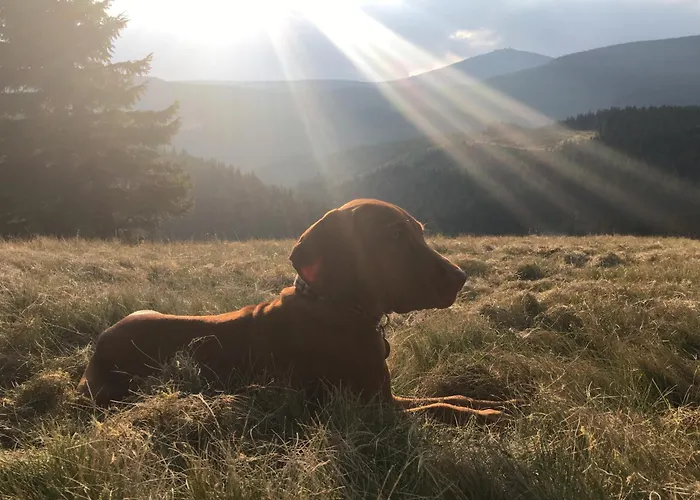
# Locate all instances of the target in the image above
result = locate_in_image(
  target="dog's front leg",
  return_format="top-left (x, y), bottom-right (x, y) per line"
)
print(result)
top-left (392, 395), bottom-right (519, 425)
top-left (393, 395), bottom-right (521, 411)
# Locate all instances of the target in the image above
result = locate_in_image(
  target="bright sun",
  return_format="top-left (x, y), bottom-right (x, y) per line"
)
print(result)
top-left (114, 0), bottom-right (402, 44)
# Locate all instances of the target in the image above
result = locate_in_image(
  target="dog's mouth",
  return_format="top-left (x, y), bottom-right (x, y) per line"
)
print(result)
top-left (391, 258), bottom-right (467, 314)
top-left (434, 266), bottom-right (467, 309)
top-left (434, 288), bottom-right (462, 309)
top-left (393, 282), bottom-right (463, 313)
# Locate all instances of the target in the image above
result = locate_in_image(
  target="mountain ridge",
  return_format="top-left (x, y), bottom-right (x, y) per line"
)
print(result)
top-left (409, 48), bottom-right (552, 84)
top-left (135, 34), bottom-right (700, 174)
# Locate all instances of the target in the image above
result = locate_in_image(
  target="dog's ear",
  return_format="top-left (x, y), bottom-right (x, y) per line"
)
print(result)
top-left (290, 208), bottom-right (355, 291)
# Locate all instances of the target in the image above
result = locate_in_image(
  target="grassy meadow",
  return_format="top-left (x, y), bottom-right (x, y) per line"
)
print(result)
top-left (0, 235), bottom-right (699, 499)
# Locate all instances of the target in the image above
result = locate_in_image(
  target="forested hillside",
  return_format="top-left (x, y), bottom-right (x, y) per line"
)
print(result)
top-left (158, 151), bottom-right (322, 240)
top-left (318, 106), bottom-right (700, 237)
top-left (155, 106), bottom-right (700, 240)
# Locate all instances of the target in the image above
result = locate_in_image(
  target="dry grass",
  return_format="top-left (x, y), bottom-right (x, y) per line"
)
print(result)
top-left (1, 235), bottom-right (699, 499)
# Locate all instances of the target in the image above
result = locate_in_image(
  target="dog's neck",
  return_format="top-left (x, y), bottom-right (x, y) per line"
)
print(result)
top-left (293, 274), bottom-right (382, 323)
top-left (293, 274), bottom-right (391, 359)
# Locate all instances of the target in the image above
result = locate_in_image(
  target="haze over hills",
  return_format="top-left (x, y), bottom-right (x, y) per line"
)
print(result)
top-left (137, 34), bottom-right (700, 177)
top-left (138, 48), bottom-right (553, 171)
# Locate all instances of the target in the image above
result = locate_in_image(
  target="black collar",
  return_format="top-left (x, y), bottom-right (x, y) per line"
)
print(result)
top-left (293, 274), bottom-right (391, 360)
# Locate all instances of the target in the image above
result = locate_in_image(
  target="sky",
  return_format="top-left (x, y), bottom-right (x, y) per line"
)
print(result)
top-left (111, 0), bottom-right (700, 82)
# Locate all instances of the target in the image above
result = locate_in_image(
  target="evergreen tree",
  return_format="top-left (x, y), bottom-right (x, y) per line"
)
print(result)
top-left (0, 0), bottom-right (191, 237)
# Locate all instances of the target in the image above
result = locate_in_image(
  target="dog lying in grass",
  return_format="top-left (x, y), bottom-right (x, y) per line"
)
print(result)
top-left (78, 199), bottom-right (516, 423)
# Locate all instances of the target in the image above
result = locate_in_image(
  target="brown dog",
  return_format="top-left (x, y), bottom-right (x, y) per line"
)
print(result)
top-left (78, 199), bottom-right (512, 423)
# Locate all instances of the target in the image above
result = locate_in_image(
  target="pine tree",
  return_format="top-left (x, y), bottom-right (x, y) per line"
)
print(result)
top-left (0, 0), bottom-right (191, 237)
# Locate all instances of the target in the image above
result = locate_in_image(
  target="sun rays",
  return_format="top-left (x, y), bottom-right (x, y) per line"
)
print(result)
top-left (285, 2), bottom-right (578, 228)
top-left (272, 2), bottom-right (700, 232)
top-left (115, 0), bottom-right (700, 233)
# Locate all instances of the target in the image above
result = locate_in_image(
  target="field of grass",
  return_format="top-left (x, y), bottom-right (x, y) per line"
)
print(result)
top-left (1, 235), bottom-right (699, 499)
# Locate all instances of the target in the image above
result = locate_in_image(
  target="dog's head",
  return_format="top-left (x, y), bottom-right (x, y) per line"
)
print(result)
top-left (290, 199), bottom-right (467, 317)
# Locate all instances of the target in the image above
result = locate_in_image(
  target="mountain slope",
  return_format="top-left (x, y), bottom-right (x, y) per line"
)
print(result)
top-left (478, 35), bottom-right (700, 119)
top-left (136, 35), bottom-right (700, 174)
top-left (410, 48), bottom-right (552, 84)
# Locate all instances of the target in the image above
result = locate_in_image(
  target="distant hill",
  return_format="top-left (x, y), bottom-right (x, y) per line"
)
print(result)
top-left (256, 136), bottom-right (439, 187)
top-left (136, 35), bottom-right (700, 175)
top-left (409, 48), bottom-right (552, 84)
top-left (479, 35), bottom-right (700, 119)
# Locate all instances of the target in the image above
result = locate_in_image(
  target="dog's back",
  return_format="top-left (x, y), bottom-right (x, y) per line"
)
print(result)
top-left (78, 287), bottom-right (389, 405)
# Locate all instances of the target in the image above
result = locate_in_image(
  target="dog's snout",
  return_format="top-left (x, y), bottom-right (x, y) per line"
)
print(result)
top-left (446, 265), bottom-right (467, 290)
top-left (426, 262), bottom-right (467, 310)
top-left (451, 266), bottom-right (467, 288)
top-left (437, 260), bottom-right (467, 288)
